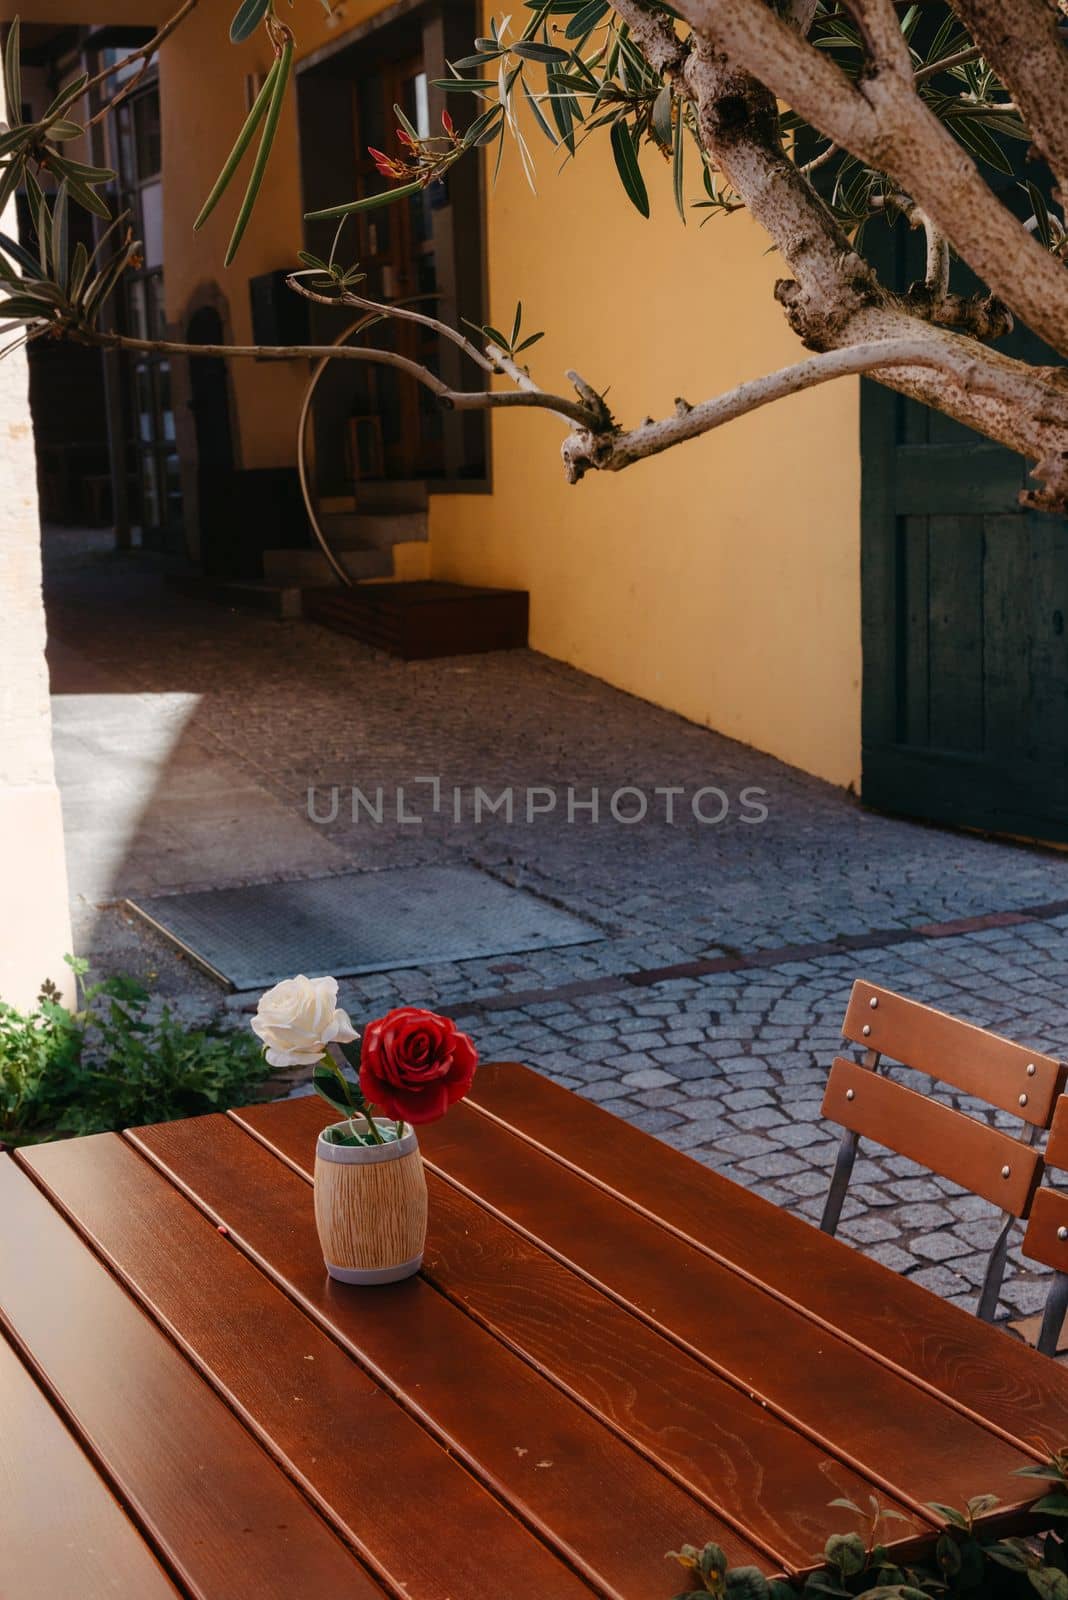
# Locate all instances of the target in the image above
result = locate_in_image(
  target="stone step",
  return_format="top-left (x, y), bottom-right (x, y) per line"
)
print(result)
top-left (166, 575), bottom-right (304, 619)
top-left (319, 510), bottom-right (428, 550)
top-left (261, 546), bottom-right (392, 586)
top-left (303, 581), bottom-right (530, 660)
top-left (320, 480), bottom-right (428, 514)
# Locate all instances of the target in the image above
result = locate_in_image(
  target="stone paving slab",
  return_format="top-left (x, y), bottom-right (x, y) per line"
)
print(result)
top-left (42, 529), bottom-right (1068, 1328)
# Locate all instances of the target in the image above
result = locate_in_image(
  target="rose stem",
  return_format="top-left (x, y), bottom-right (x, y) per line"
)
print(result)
top-left (325, 1043), bottom-right (385, 1144)
top-left (361, 1102), bottom-right (387, 1144)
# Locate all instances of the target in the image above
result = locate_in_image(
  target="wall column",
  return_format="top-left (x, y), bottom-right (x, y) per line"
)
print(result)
top-left (0, 184), bottom-right (76, 1009)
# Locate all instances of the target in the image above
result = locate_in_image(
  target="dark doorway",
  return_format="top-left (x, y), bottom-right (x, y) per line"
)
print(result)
top-left (296, 2), bottom-right (488, 497)
top-left (861, 208), bottom-right (1068, 843)
top-left (22, 195), bottom-right (111, 527)
top-left (106, 74), bottom-right (183, 552)
top-left (187, 307), bottom-right (237, 577)
top-left (347, 51), bottom-right (446, 480)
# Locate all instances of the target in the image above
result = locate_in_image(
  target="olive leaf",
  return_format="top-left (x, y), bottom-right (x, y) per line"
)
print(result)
top-left (195, 57), bottom-right (279, 231)
top-left (225, 39), bottom-right (294, 265)
top-left (610, 117), bottom-right (649, 218)
top-left (230, 0), bottom-right (270, 45)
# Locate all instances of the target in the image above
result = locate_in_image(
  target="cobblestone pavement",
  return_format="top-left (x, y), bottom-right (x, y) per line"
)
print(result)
top-left (44, 529), bottom-right (1068, 1324)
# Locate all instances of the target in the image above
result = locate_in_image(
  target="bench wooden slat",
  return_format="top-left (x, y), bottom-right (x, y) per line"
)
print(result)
top-left (0, 1331), bottom-right (183, 1600)
top-left (841, 981), bottom-right (1064, 1126)
top-left (17, 1134), bottom-right (596, 1600)
top-left (220, 1095), bottom-right (925, 1571)
top-left (0, 1155), bottom-right (382, 1600)
top-left (1045, 1097), bottom-right (1068, 1170)
top-left (822, 1057), bottom-right (1042, 1215)
top-left (1022, 1187), bottom-right (1068, 1273)
top-left (320, 1085), bottom-right (1039, 1514)
top-left (461, 1062), bottom-right (1068, 1452)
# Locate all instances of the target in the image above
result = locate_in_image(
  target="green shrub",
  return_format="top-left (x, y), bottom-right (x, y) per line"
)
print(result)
top-left (670, 1452), bottom-right (1068, 1600)
top-left (0, 957), bottom-right (271, 1147)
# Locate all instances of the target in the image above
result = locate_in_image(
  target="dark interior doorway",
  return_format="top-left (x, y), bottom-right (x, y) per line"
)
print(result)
top-left (861, 192), bottom-right (1068, 842)
top-left (346, 50), bottom-right (446, 480)
top-left (186, 307), bottom-right (238, 577)
top-left (22, 194), bottom-right (111, 527)
top-left (296, 1), bottom-right (488, 497)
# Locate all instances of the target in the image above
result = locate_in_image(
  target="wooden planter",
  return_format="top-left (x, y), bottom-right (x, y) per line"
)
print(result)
top-left (313, 1119), bottom-right (428, 1284)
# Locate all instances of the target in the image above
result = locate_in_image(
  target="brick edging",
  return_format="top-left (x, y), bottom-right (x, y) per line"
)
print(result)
top-left (454, 899), bottom-right (1068, 1016)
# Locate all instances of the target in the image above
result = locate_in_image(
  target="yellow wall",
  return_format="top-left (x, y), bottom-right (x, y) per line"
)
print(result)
top-left (433, 146), bottom-right (862, 786)
top-left (160, 2), bottom-right (325, 467)
top-left (157, 1), bottom-right (861, 787)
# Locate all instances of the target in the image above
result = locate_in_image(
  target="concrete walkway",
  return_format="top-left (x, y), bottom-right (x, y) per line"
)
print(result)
top-left (44, 527), bottom-right (1068, 1324)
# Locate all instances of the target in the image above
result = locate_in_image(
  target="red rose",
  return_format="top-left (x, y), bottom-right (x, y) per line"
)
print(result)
top-left (359, 1006), bottom-right (478, 1125)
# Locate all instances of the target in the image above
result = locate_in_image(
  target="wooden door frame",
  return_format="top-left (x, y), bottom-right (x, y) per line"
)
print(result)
top-left (295, 0), bottom-right (491, 494)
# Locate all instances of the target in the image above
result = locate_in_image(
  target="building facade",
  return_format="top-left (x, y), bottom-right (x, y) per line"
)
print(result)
top-left (11, 0), bottom-right (1068, 848)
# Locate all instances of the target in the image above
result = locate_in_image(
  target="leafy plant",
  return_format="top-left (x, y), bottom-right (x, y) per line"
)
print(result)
top-left (0, 190), bottom-right (141, 361)
top-left (669, 1454), bottom-right (1068, 1600)
top-left (0, 19), bottom-right (113, 223)
top-left (0, 957), bottom-right (271, 1147)
top-left (463, 299), bottom-right (545, 359)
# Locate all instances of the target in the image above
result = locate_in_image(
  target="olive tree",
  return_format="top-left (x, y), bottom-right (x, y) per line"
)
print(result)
top-left (4, 0), bottom-right (1068, 506)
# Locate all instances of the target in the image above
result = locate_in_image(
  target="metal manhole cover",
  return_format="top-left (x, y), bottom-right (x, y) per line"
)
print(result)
top-left (126, 865), bottom-right (600, 991)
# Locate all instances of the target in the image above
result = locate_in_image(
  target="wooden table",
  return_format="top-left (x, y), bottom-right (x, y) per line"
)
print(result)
top-left (3, 1062), bottom-right (1068, 1600)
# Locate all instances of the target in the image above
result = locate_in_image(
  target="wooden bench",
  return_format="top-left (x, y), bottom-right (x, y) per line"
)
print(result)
top-left (1023, 1095), bottom-right (1068, 1354)
top-left (821, 980), bottom-right (1065, 1319)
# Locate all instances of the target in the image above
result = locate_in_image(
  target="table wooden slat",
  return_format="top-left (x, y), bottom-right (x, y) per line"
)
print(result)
top-left (466, 1063), bottom-right (1068, 1451)
top-left (0, 1331), bottom-right (182, 1600)
top-left (231, 1094), bottom-right (931, 1568)
top-left (124, 1113), bottom-right (770, 1590)
top-left (0, 1156), bottom-right (382, 1600)
top-left (409, 1081), bottom-right (1038, 1516)
top-left (18, 1136), bottom-right (595, 1600)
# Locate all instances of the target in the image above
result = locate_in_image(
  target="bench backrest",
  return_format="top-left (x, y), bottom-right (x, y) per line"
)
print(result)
top-left (1023, 1096), bottom-right (1068, 1272)
top-left (825, 981), bottom-right (1065, 1219)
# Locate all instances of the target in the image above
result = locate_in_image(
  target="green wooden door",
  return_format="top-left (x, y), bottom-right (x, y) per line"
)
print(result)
top-left (861, 224), bottom-right (1068, 842)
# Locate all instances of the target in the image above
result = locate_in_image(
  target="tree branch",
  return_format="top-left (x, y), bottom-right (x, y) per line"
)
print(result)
top-left (608, 0), bottom-right (1068, 506)
top-left (287, 275), bottom-right (498, 374)
top-left (950, 0), bottom-right (1068, 206)
top-left (83, 0), bottom-right (201, 128)
top-left (72, 327), bottom-right (601, 429)
top-left (674, 0), bottom-right (1068, 359)
top-left (912, 43), bottom-right (983, 83)
top-left (881, 193), bottom-right (950, 301)
top-left (83, 0), bottom-right (200, 93)
top-left (798, 140), bottom-right (839, 175)
top-left (795, 46), bottom-right (984, 173)
top-left (841, 0), bottom-right (913, 74)
top-left (920, 210), bottom-right (951, 303)
top-left (682, 32), bottom-right (876, 334)
top-left (561, 335), bottom-right (1026, 480)
top-left (787, 0), bottom-right (820, 38)
top-left (607, 0), bottom-right (688, 76)
top-left (285, 276), bottom-right (612, 429)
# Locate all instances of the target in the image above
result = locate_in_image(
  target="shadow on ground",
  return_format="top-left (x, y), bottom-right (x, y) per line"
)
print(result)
top-left (42, 525), bottom-right (1068, 1321)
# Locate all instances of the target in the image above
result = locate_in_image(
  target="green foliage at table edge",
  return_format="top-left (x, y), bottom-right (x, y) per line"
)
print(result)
top-left (670, 1451), bottom-right (1068, 1600)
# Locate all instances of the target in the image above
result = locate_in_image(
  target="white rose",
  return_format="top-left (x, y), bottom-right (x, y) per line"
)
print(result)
top-left (251, 974), bottom-right (358, 1067)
